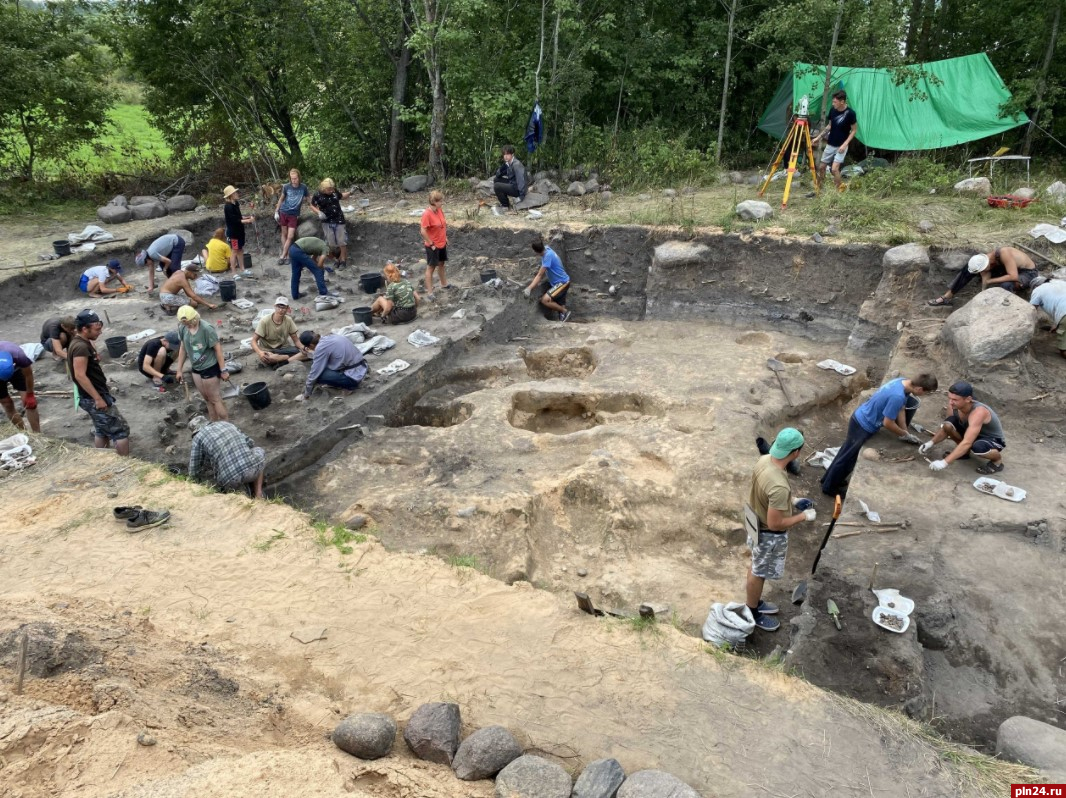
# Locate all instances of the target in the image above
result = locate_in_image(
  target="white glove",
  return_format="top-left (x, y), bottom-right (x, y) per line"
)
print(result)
top-left (273, 212), bottom-right (280, 223)
top-left (523, 287), bottom-right (532, 298)
top-left (918, 440), bottom-right (933, 455)
top-left (317, 211), bottom-right (327, 220)
top-left (803, 508), bottom-right (817, 522)
top-left (929, 459), bottom-right (948, 471)
top-left (898, 433), bottom-right (920, 444)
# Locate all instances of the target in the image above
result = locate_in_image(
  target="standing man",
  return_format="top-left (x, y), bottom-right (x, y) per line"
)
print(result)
top-left (222, 185), bottom-right (254, 274)
top-left (297, 330), bottom-right (368, 400)
top-left (1030, 279), bottom-right (1066, 360)
top-left (812, 90), bottom-right (857, 192)
top-left (289, 236), bottom-right (333, 300)
top-left (274, 168), bottom-right (310, 264)
top-left (927, 247), bottom-right (1042, 307)
top-left (188, 415), bottom-right (267, 498)
top-left (310, 178), bottom-right (352, 269)
top-left (41, 316), bottom-right (76, 361)
top-left (137, 233), bottom-right (187, 292)
top-left (251, 297), bottom-right (312, 366)
top-left (743, 427), bottom-right (816, 632)
top-left (821, 373), bottom-right (938, 497)
top-left (420, 190), bottom-right (450, 297)
top-left (525, 238), bottom-right (572, 322)
top-left (921, 381), bottom-right (1006, 475)
top-left (0, 342), bottom-right (41, 432)
top-left (492, 144), bottom-right (527, 214)
top-left (67, 309), bottom-right (130, 456)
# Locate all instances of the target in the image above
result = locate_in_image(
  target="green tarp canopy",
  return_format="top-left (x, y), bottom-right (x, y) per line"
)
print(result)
top-left (757, 53), bottom-right (1028, 150)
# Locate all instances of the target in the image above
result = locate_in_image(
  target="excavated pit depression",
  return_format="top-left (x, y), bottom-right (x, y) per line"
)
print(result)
top-left (508, 390), bottom-right (664, 434)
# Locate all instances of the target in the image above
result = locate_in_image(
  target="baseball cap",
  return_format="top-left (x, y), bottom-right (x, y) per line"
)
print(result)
top-left (947, 380), bottom-right (974, 397)
top-left (0, 352), bottom-right (13, 381)
top-left (176, 306), bottom-right (200, 324)
top-left (164, 330), bottom-right (180, 347)
top-left (135, 250), bottom-right (148, 267)
top-left (75, 309), bottom-right (102, 328)
top-left (299, 330), bottom-right (317, 347)
top-left (107, 259), bottom-right (122, 271)
top-left (275, 296), bottom-right (290, 307)
top-left (769, 427), bottom-right (805, 459)
top-left (967, 254), bottom-right (989, 274)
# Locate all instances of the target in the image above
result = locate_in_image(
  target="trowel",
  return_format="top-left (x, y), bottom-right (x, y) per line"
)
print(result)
top-left (766, 358), bottom-right (796, 406)
top-left (827, 599), bottom-right (842, 630)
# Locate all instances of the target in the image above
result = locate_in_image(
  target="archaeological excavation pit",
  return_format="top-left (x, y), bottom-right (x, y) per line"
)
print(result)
top-left (7, 214), bottom-right (1066, 752)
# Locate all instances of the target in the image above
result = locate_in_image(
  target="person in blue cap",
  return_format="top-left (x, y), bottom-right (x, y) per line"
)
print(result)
top-left (0, 342), bottom-right (41, 432)
top-left (742, 427), bottom-right (816, 632)
top-left (920, 381), bottom-right (1006, 475)
top-left (79, 260), bottom-right (130, 296)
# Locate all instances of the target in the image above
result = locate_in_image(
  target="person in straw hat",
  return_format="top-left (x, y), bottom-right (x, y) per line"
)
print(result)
top-left (222, 185), bottom-right (255, 274)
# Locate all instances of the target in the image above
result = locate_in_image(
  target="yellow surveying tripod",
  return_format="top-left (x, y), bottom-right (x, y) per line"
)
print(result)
top-left (758, 95), bottom-right (820, 208)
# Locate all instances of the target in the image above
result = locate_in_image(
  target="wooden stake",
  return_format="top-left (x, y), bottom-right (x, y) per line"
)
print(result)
top-left (868, 562), bottom-right (879, 591)
top-left (15, 633), bottom-right (28, 695)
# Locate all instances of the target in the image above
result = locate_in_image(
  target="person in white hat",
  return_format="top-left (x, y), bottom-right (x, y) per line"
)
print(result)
top-left (222, 185), bottom-right (255, 274)
top-left (251, 297), bottom-right (313, 365)
top-left (927, 246), bottom-right (1042, 307)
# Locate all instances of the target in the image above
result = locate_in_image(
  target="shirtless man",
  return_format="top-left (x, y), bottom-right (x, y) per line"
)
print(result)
top-left (928, 246), bottom-right (1042, 307)
top-left (158, 262), bottom-right (218, 314)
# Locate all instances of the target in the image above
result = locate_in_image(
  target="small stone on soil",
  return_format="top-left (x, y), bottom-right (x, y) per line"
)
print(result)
top-left (577, 568), bottom-right (588, 577)
top-left (137, 732), bottom-right (157, 746)
top-left (891, 550), bottom-right (903, 560)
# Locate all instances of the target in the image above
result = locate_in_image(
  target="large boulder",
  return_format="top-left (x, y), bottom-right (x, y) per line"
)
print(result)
top-left (728, 171), bottom-right (745, 184)
top-left (572, 758), bottom-right (626, 798)
top-left (882, 243), bottom-right (929, 275)
top-left (953, 177), bottom-right (992, 197)
top-left (169, 229), bottom-right (194, 246)
top-left (996, 716), bottom-right (1066, 778)
top-left (452, 725), bottom-right (522, 781)
top-left (165, 194), bottom-right (198, 213)
top-left (1047, 181), bottom-right (1066, 203)
top-left (567, 181), bottom-right (587, 196)
top-left (939, 289), bottom-right (1036, 364)
top-left (129, 200), bottom-right (167, 220)
top-left (515, 192), bottom-right (550, 210)
top-left (296, 220), bottom-right (321, 238)
top-left (494, 755), bottom-right (571, 798)
top-left (403, 702), bottom-right (461, 765)
top-left (584, 177), bottom-right (600, 193)
top-left (475, 179), bottom-right (496, 198)
top-left (331, 712), bottom-right (396, 760)
top-left (937, 250), bottom-right (970, 274)
top-left (653, 241), bottom-right (710, 269)
top-left (97, 205), bottom-right (132, 224)
top-left (617, 770), bottom-right (701, 798)
top-left (108, 195), bottom-right (128, 207)
top-left (532, 179), bottom-right (561, 195)
top-left (735, 200), bottom-right (773, 221)
top-left (402, 174), bottom-right (431, 193)
top-left (1011, 187), bottom-right (1037, 200)
top-left (130, 195), bottom-right (159, 206)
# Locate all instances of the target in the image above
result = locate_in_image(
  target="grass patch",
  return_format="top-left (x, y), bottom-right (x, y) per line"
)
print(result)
top-left (312, 520), bottom-right (366, 555)
top-left (252, 529), bottom-right (287, 552)
top-left (620, 614), bottom-right (661, 635)
top-left (446, 554), bottom-right (485, 571)
top-left (67, 104), bottom-right (171, 174)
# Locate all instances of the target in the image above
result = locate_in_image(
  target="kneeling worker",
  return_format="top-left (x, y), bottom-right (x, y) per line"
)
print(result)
top-left (921, 381), bottom-right (1006, 475)
top-left (188, 415), bottom-right (266, 498)
top-left (298, 330), bottom-right (368, 400)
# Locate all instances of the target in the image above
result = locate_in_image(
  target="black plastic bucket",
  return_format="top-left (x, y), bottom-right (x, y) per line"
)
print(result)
top-left (359, 272), bottom-right (384, 294)
top-left (480, 268), bottom-right (498, 283)
top-left (53, 240), bottom-right (72, 257)
top-left (243, 252), bottom-right (253, 269)
top-left (219, 280), bottom-right (237, 302)
top-left (105, 336), bottom-right (127, 358)
top-left (242, 381), bottom-right (271, 410)
top-left (353, 306), bottom-right (373, 325)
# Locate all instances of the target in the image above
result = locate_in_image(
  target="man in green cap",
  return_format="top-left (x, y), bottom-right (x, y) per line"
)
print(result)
top-left (743, 427), bottom-right (816, 632)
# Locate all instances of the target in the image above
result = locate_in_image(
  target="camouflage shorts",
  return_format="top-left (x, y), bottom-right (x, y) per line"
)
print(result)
top-left (747, 531), bottom-right (789, 580)
top-left (79, 395), bottom-right (130, 442)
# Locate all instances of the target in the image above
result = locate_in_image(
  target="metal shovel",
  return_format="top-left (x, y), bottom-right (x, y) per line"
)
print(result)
top-left (766, 358), bottom-right (795, 406)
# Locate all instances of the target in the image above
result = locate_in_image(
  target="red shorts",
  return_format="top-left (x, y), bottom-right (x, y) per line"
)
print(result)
top-left (229, 237), bottom-right (244, 251)
top-left (278, 212), bottom-right (299, 229)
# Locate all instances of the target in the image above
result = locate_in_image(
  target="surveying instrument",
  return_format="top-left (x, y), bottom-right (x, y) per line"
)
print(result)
top-left (758, 95), bottom-right (820, 208)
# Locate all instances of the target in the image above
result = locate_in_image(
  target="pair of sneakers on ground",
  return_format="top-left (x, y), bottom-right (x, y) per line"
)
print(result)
top-left (113, 505), bottom-right (170, 531)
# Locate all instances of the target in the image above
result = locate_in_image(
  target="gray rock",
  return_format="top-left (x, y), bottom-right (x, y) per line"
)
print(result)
top-left (475, 179), bottom-right (496, 198)
top-left (637, 194), bottom-right (652, 201)
top-left (728, 171), bottom-right (745, 184)
top-left (532, 179), bottom-right (561, 196)
top-left (345, 514), bottom-right (367, 530)
top-left (811, 233), bottom-right (823, 243)
top-left (996, 716), bottom-right (1066, 773)
top-left (494, 755), bottom-right (571, 798)
top-left (567, 182), bottom-right (587, 197)
top-left (166, 194), bottom-right (198, 213)
top-left (108, 195), bottom-right (128, 207)
top-left (681, 186), bottom-right (697, 195)
top-left (468, 177), bottom-right (481, 190)
top-left (402, 174), bottom-right (431, 193)
top-left (653, 241), bottom-right (710, 269)
top-left (584, 178), bottom-right (600, 193)
top-left (662, 189), bottom-right (677, 198)
top-left (745, 174), bottom-right (764, 185)
top-left (939, 250), bottom-right (969, 273)
top-left (577, 568), bottom-right (588, 577)
top-left (882, 243), bottom-right (929, 273)
top-left (97, 205), bottom-right (132, 224)
top-left (515, 192), bottom-right (550, 210)
top-left (1011, 187), bottom-right (1036, 200)
top-left (825, 223), bottom-right (839, 236)
top-left (403, 701), bottom-right (461, 764)
top-left (617, 770), bottom-right (701, 798)
top-left (565, 167), bottom-right (586, 182)
top-left (393, 200), bottom-right (412, 210)
top-left (939, 289), bottom-right (1036, 364)
top-left (917, 220), bottom-right (935, 233)
top-left (332, 712), bottom-right (396, 760)
top-left (130, 200), bottom-right (167, 220)
top-left (130, 195), bottom-right (159, 206)
top-left (452, 725), bottom-right (522, 780)
top-left (169, 229), bottom-right (194, 245)
top-left (735, 200), bottom-right (773, 221)
top-left (296, 220), bottom-right (321, 238)
top-left (456, 506), bottom-right (476, 518)
top-left (573, 758), bottom-right (625, 798)
top-left (533, 171), bottom-right (550, 182)
top-left (1046, 181), bottom-right (1066, 203)
top-left (953, 177), bottom-right (992, 197)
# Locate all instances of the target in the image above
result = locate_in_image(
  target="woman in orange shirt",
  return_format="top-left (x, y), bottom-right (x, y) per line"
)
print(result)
top-left (420, 190), bottom-right (450, 297)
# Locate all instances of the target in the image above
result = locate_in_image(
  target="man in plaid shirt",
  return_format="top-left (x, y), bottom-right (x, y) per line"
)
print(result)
top-left (187, 416), bottom-right (267, 498)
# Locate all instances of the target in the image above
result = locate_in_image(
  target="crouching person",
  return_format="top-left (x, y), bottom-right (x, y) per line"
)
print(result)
top-left (371, 262), bottom-right (419, 324)
top-left (188, 415), bottom-right (266, 498)
top-left (297, 330), bottom-right (368, 401)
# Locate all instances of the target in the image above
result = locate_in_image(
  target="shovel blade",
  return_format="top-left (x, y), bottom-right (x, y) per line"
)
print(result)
top-left (791, 580), bottom-right (808, 605)
top-left (766, 358), bottom-right (785, 372)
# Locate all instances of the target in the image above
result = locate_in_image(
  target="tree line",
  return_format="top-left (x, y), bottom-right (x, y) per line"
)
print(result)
top-left (1, 0), bottom-right (1062, 186)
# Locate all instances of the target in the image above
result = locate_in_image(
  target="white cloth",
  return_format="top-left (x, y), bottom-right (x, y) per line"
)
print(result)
top-left (377, 358), bottom-right (410, 376)
top-left (451, 308), bottom-right (467, 319)
top-left (20, 343), bottom-right (44, 362)
top-left (194, 274), bottom-right (220, 296)
top-left (817, 359), bottom-right (857, 375)
top-left (408, 329), bottom-right (440, 348)
top-left (126, 329), bottom-right (157, 343)
top-left (68, 224), bottom-right (115, 245)
top-left (357, 335), bottom-right (395, 356)
top-left (808, 446), bottom-right (840, 469)
top-left (0, 433), bottom-right (34, 471)
top-left (1030, 223), bottom-right (1066, 244)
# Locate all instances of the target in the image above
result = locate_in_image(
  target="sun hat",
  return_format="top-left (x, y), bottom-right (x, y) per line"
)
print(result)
top-left (947, 380), bottom-right (974, 397)
top-left (75, 309), bottom-right (102, 328)
top-left (0, 352), bottom-right (14, 381)
top-left (769, 427), bottom-right (805, 459)
top-left (968, 254), bottom-right (989, 274)
top-left (223, 185), bottom-right (239, 198)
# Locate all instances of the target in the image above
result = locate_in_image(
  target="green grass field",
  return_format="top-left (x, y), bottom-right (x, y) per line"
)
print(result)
top-left (67, 103), bottom-right (171, 172)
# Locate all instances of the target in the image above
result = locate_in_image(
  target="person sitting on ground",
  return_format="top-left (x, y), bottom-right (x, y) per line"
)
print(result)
top-left (252, 297), bottom-right (312, 366)
top-left (222, 185), bottom-right (253, 274)
top-left (298, 330), bottom-right (368, 400)
top-left (137, 330), bottom-right (181, 387)
top-left (742, 427), bottom-right (816, 633)
top-left (921, 381), bottom-right (1006, 475)
top-left (79, 260), bottom-right (130, 296)
top-left (289, 236), bottom-right (333, 299)
top-left (525, 238), bottom-right (572, 322)
top-left (310, 178), bottom-right (352, 270)
top-left (1029, 279), bottom-right (1066, 360)
top-left (372, 262), bottom-right (419, 324)
top-left (67, 309), bottom-right (130, 455)
top-left (821, 373), bottom-right (939, 497)
top-left (41, 316), bottom-right (76, 361)
top-left (928, 247), bottom-right (1043, 306)
top-left (137, 233), bottom-right (187, 292)
top-left (201, 228), bottom-right (233, 274)
top-left (492, 144), bottom-right (527, 213)
top-left (274, 168), bottom-right (310, 265)
top-left (188, 415), bottom-right (267, 499)
top-left (159, 262), bottom-right (217, 314)
top-left (0, 342), bottom-right (41, 433)
top-left (175, 306), bottom-right (230, 421)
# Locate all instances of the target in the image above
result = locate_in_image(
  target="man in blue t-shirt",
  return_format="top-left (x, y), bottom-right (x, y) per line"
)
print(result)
top-left (821, 373), bottom-right (938, 497)
top-left (524, 238), bottom-right (572, 322)
top-left (812, 90), bottom-right (858, 191)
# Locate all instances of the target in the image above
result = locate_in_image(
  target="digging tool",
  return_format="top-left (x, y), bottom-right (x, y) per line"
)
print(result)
top-left (791, 494), bottom-right (843, 605)
top-left (827, 599), bottom-right (842, 630)
top-left (574, 592), bottom-right (631, 619)
top-left (766, 358), bottom-right (795, 406)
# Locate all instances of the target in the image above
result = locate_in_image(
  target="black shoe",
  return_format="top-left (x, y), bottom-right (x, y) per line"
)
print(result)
top-left (113, 505), bottom-right (142, 521)
top-left (126, 509), bottom-right (171, 532)
top-left (752, 611), bottom-right (780, 632)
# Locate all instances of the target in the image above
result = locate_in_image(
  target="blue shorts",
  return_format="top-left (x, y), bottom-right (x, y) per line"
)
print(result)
top-left (79, 275), bottom-right (91, 292)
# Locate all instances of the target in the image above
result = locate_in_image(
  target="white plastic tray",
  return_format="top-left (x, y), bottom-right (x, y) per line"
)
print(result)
top-left (872, 605), bottom-right (910, 634)
top-left (972, 477), bottom-right (1026, 502)
top-left (872, 589), bottom-right (914, 616)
